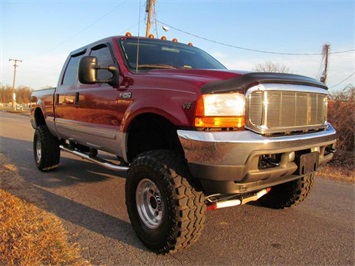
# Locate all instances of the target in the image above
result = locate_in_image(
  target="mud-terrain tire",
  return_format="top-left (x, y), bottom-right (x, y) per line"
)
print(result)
top-left (258, 174), bottom-right (315, 209)
top-left (33, 125), bottom-right (60, 171)
top-left (125, 150), bottom-right (206, 254)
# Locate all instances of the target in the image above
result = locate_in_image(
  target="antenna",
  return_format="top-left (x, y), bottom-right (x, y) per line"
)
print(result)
top-left (136, 0), bottom-right (143, 73)
top-left (136, 38), bottom-right (140, 73)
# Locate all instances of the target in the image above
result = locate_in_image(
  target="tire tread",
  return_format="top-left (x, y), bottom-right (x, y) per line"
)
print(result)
top-left (125, 150), bottom-right (206, 254)
top-left (259, 174), bottom-right (314, 209)
top-left (33, 125), bottom-right (60, 171)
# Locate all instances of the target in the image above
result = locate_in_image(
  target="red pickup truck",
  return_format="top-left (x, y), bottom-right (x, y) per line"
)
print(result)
top-left (30, 33), bottom-right (336, 254)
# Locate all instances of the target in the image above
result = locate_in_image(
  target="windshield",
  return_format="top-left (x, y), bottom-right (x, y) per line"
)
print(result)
top-left (118, 38), bottom-right (226, 72)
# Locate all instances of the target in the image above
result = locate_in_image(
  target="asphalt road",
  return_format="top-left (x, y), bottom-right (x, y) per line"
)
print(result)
top-left (0, 111), bottom-right (354, 265)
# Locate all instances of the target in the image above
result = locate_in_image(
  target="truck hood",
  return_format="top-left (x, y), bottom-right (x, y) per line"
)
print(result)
top-left (141, 69), bottom-right (247, 93)
top-left (148, 68), bottom-right (248, 81)
top-left (141, 69), bottom-right (327, 94)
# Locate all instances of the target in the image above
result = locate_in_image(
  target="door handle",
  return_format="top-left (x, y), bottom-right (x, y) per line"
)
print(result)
top-left (75, 92), bottom-right (79, 106)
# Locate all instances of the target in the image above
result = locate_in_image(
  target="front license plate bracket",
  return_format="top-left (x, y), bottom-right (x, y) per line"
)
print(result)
top-left (296, 152), bottom-right (319, 175)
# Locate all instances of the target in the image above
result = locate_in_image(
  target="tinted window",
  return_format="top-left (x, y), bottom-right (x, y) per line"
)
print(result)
top-left (62, 51), bottom-right (85, 86)
top-left (90, 44), bottom-right (115, 80)
top-left (119, 38), bottom-right (226, 72)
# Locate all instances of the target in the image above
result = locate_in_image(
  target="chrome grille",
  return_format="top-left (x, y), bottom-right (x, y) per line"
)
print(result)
top-left (246, 84), bottom-right (328, 134)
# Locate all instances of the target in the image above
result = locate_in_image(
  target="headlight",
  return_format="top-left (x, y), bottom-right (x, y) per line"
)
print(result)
top-left (195, 93), bottom-right (245, 128)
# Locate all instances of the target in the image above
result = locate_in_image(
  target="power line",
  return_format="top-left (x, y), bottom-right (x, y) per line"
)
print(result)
top-left (330, 71), bottom-right (355, 88)
top-left (156, 20), bottom-right (354, 88)
top-left (156, 20), bottom-right (355, 56)
top-left (25, 0), bottom-right (130, 61)
top-left (61, 0), bottom-right (130, 41)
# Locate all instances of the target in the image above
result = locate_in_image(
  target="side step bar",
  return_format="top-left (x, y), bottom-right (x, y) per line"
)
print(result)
top-left (59, 145), bottom-right (129, 173)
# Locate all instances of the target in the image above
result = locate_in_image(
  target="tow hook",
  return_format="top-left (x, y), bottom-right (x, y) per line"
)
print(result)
top-left (206, 188), bottom-right (271, 211)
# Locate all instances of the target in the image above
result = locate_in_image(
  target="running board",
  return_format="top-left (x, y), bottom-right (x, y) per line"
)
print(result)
top-left (59, 145), bottom-right (129, 173)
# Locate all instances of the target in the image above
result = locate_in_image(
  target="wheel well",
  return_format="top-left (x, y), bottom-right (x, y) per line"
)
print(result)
top-left (127, 114), bottom-right (183, 162)
top-left (34, 108), bottom-right (46, 127)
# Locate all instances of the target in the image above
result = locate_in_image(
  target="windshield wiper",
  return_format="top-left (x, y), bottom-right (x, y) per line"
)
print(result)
top-left (137, 64), bottom-right (177, 69)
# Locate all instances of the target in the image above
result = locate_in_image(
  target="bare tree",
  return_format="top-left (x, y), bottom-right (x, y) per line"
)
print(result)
top-left (328, 84), bottom-right (354, 152)
top-left (0, 85), bottom-right (32, 104)
top-left (0, 85), bottom-right (13, 103)
top-left (16, 86), bottom-right (32, 104)
top-left (253, 61), bottom-right (291, 73)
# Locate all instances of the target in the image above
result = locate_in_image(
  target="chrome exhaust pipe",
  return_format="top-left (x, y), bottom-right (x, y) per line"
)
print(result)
top-left (206, 188), bottom-right (271, 211)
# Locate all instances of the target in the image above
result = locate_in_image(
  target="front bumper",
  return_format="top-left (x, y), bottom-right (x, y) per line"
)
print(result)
top-left (177, 124), bottom-right (336, 194)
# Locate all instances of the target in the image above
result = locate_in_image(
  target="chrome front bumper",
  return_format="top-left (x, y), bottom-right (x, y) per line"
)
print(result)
top-left (177, 123), bottom-right (336, 193)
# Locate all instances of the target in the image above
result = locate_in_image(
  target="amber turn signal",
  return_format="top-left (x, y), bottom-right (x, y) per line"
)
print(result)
top-left (195, 116), bottom-right (245, 128)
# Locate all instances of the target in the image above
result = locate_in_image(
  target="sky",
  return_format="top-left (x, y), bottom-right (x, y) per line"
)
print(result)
top-left (0, 0), bottom-right (354, 92)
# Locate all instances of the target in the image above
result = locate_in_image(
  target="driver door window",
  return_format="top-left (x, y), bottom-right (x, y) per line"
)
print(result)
top-left (90, 44), bottom-right (115, 80)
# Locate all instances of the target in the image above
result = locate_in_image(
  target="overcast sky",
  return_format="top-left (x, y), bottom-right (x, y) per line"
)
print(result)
top-left (1, 0), bottom-right (354, 92)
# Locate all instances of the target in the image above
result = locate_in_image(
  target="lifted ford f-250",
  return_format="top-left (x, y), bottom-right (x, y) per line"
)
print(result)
top-left (30, 33), bottom-right (336, 254)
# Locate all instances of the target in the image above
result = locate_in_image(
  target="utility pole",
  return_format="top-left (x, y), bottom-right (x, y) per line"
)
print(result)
top-left (320, 44), bottom-right (330, 84)
top-left (145, 0), bottom-right (156, 37)
top-left (9, 58), bottom-right (22, 110)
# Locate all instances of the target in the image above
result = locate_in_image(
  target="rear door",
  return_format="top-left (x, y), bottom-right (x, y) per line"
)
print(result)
top-left (54, 50), bottom-right (86, 140)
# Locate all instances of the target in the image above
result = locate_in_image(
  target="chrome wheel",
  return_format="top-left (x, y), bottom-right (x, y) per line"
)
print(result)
top-left (136, 178), bottom-right (164, 229)
top-left (35, 136), bottom-right (42, 164)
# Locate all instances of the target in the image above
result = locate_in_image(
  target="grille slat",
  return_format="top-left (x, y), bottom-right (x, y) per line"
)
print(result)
top-left (247, 85), bottom-right (327, 134)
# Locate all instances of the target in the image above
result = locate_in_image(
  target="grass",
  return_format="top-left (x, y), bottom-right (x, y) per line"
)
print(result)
top-left (0, 154), bottom-right (89, 266)
top-left (317, 150), bottom-right (355, 183)
top-left (0, 190), bottom-right (85, 265)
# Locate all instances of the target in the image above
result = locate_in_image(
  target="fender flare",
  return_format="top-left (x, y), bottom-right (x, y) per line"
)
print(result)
top-left (121, 94), bottom-right (193, 132)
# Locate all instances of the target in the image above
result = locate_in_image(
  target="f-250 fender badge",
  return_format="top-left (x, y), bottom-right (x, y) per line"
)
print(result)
top-left (119, 92), bottom-right (132, 99)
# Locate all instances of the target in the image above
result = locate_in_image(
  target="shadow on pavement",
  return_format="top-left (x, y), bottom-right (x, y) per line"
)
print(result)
top-left (0, 136), bottom-right (147, 253)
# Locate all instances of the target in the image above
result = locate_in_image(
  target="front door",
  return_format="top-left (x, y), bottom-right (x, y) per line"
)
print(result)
top-left (74, 43), bottom-right (131, 156)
